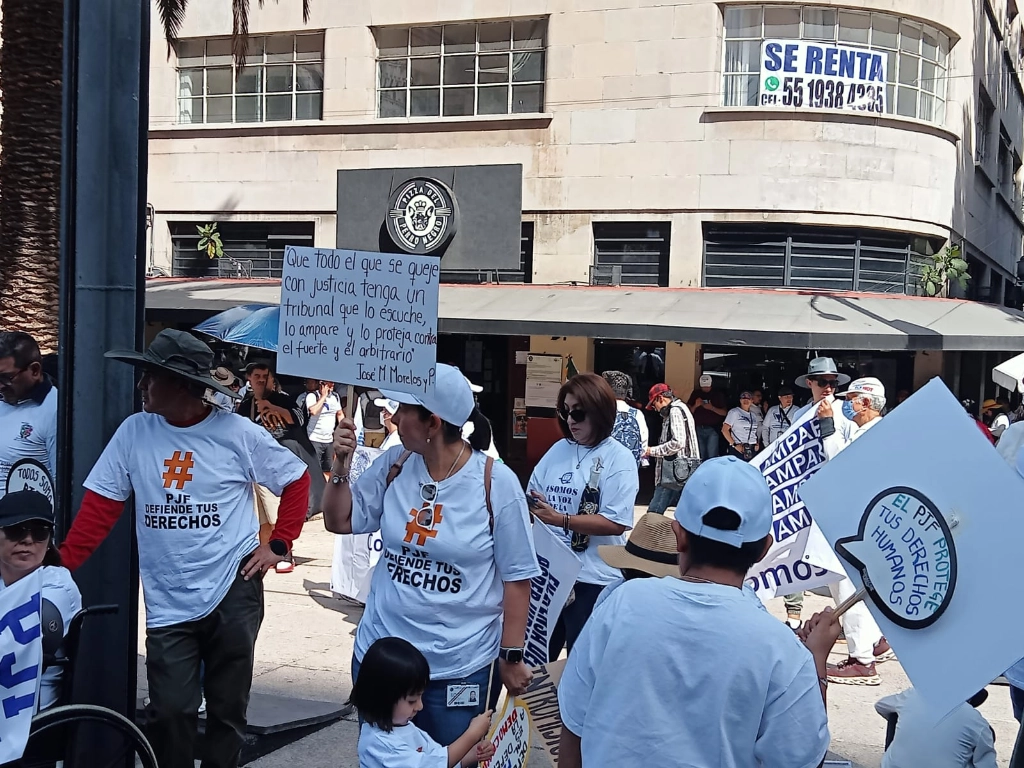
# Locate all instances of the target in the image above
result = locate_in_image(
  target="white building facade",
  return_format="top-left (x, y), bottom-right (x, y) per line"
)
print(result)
top-left (146, 0), bottom-right (1024, 459)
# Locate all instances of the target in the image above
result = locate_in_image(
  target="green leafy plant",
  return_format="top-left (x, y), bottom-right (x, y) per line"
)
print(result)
top-left (196, 222), bottom-right (224, 260)
top-left (920, 244), bottom-right (969, 298)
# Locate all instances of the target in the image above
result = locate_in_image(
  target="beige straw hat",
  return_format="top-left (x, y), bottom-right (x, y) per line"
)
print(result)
top-left (598, 512), bottom-right (680, 579)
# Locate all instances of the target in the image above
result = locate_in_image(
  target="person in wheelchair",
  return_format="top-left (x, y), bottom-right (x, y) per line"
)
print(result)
top-left (0, 490), bottom-right (81, 711)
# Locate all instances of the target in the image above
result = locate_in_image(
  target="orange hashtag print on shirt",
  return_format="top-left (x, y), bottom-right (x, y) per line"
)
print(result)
top-left (161, 451), bottom-right (195, 489)
top-left (404, 504), bottom-right (442, 546)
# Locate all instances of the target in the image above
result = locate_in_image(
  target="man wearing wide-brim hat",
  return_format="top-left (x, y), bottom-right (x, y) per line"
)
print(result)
top-left (793, 356), bottom-right (855, 460)
top-left (59, 329), bottom-right (311, 768)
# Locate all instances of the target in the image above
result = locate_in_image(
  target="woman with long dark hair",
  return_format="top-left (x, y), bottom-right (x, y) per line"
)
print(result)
top-left (527, 373), bottom-right (639, 659)
top-left (322, 364), bottom-right (540, 747)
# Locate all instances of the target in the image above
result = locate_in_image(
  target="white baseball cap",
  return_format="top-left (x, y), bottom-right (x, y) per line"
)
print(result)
top-left (699, 374), bottom-right (713, 387)
top-left (380, 364), bottom-right (474, 427)
top-left (842, 377), bottom-right (885, 400)
top-left (373, 397), bottom-right (399, 415)
top-left (674, 456), bottom-right (772, 546)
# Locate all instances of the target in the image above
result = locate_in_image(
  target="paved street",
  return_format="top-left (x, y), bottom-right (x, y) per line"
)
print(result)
top-left (136, 514), bottom-right (1019, 767)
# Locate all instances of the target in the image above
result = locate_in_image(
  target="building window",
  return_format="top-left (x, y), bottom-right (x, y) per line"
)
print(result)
top-left (703, 224), bottom-right (935, 295)
top-left (375, 20), bottom-right (546, 119)
top-left (176, 33), bottom-right (325, 124)
top-left (977, 89), bottom-right (995, 164)
top-left (439, 222), bottom-right (534, 283)
top-left (592, 223), bottom-right (671, 287)
top-left (723, 6), bottom-right (949, 123)
top-left (170, 222), bottom-right (315, 278)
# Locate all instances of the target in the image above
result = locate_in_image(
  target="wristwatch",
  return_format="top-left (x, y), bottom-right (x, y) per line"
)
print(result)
top-left (498, 646), bottom-right (524, 664)
top-left (269, 539), bottom-right (289, 557)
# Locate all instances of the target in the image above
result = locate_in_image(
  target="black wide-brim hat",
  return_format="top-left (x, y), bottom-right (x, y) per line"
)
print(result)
top-left (105, 329), bottom-right (240, 399)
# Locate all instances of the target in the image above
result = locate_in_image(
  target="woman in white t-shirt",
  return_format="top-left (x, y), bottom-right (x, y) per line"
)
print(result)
top-left (723, 391), bottom-right (763, 461)
top-left (527, 372), bottom-right (639, 660)
top-left (0, 490), bottom-right (81, 712)
top-left (322, 364), bottom-right (540, 748)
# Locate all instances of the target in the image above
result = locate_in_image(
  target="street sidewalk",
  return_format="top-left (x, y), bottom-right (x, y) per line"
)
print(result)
top-left (136, 511), bottom-right (1019, 767)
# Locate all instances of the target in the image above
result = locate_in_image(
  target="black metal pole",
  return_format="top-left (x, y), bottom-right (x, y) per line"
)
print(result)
top-left (57, 0), bottom-right (148, 759)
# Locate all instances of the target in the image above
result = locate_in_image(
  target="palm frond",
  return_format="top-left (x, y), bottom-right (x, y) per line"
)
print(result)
top-left (232, 0), bottom-right (252, 67)
top-left (303, 0), bottom-right (311, 23)
top-left (158, 0), bottom-right (189, 59)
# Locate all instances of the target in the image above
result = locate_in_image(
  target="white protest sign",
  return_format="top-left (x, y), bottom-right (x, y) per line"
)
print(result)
top-left (0, 569), bottom-right (43, 762)
top-left (331, 446), bottom-right (385, 604)
top-left (801, 378), bottom-right (1024, 719)
top-left (277, 246), bottom-right (439, 396)
top-left (524, 524), bottom-right (581, 668)
top-left (745, 408), bottom-right (846, 601)
top-left (520, 659), bottom-right (565, 768)
top-left (483, 696), bottom-right (531, 768)
top-left (4, 460), bottom-right (54, 508)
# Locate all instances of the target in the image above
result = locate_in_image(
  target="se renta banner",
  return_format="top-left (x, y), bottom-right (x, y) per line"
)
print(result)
top-left (745, 407), bottom-right (846, 602)
top-left (523, 524), bottom-right (581, 669)
top-left (0, 569), bottom-right (43, 763)
top-left (760, 40), bottom-right (888, 114)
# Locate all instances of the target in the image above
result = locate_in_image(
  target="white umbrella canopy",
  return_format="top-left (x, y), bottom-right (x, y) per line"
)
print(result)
top-left (993, 352), bottom-right (1024, 392)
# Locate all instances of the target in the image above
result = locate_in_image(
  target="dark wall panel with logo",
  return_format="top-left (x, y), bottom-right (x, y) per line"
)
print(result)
top-left (336, 164), bottom-right (522, 270)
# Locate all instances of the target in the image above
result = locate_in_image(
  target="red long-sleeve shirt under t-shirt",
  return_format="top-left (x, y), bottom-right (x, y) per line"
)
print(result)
top-left (60, 408), bottom-right (311, 575)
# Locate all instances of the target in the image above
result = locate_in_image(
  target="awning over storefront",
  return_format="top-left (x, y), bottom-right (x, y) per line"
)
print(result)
top-left (146, 278), bottom-right (1024, 352)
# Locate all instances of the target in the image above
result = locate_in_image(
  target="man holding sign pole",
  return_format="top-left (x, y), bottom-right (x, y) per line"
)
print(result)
top-left (557, 457), bottom-right (839, 768)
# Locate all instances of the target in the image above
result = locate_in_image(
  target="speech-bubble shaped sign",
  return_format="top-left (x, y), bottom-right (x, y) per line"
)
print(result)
top-left (835, 486), bottom-right (957, 629)
top-left (5, 459), bottom-right (54, 508)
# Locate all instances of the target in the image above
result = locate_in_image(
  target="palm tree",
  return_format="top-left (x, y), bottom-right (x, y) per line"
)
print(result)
top-left (0, 0), bottom-right (310, 353)
top-left (0, 0), bottom-right (64, 353)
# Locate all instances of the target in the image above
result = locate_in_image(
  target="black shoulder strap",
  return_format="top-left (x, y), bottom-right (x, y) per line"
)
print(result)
top-left (385, 451), bottom-right (412, 487)
top-left (484, 456), bottom-right (494, 535)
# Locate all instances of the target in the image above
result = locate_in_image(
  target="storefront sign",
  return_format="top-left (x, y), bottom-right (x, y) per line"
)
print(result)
top-left (386, 178), bottom-right (459, 255)
top-left (760, 40), bottom-right (888, 114)
top-left (277, 246), bottom-right (439, 396)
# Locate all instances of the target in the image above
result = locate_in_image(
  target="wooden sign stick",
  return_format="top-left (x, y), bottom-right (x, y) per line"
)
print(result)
top-left (342, 384), bottom-right (356, 473)
top-left (833, 587), bottom-right (868, 620)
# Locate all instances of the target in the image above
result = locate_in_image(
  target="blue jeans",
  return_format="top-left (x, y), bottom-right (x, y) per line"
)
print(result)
top-left (352, 654), bottom-right (498, 746)
top-left (547, 581), bottom-right (605, 661)
top-left (697, 426), bottom-right (721, 461)
top-left (648, 485), bottom-right (682, 514)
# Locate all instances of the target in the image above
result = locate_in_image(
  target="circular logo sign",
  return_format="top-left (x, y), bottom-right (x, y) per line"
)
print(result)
top-left (386, 178), bottom-right (459, 255)
top-left (5, 458), bottom-right (55, 509)
top-left (764, 76), bottom-right (780, 91)
top-left (835, 486), bottom-right (957, 629)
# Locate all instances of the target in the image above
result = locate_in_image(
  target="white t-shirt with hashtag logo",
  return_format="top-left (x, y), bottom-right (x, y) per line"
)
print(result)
top-left (351, 446), bottom-right (541, 680)
top-left (84, 408), bottom-right (307, 628)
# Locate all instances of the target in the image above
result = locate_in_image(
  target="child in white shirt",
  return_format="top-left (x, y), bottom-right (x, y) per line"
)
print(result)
top-left (350, 637), bottom-right (495, 768)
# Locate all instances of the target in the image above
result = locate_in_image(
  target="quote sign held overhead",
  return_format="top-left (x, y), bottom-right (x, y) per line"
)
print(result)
top-left (835, 487), bottom-right (957, 629)
top-left (277, 246), bottom-right (440, 396)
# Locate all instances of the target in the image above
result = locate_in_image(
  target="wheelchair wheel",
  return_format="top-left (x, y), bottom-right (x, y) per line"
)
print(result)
top-left (26, 704), bottom-right (158, 768)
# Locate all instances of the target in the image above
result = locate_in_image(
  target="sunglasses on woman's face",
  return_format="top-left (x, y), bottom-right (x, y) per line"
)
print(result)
top-left (558, 407), bottom-right (587, 423)
top-left (3, 522), bottom-right (53, 542)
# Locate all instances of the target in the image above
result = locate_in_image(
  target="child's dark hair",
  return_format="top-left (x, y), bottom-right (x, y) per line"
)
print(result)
top-left (347, 637), bottom-right (430, 732)
top-left (687, 507), bottom-right (767, 575)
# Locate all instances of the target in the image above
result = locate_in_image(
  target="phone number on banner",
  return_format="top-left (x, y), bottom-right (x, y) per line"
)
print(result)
top-left (761, 76), bottom-right (884, 114)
